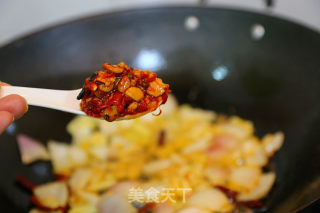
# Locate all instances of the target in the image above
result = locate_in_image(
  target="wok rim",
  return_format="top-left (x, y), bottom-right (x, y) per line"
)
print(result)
top-left (1, 5), bottom-right (320, 50)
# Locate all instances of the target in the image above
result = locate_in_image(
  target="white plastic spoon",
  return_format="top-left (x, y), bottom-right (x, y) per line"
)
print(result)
top-left (0, 86), bottom-right (86, 115)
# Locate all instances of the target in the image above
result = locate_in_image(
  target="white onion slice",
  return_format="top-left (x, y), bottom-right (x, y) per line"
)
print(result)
top-left (229, 167), bottom-right (261, 192)
top-left (48, 141), bottom-right (72, 174)
top-left (262, 132), bottom-right (284, 157)
top-left (17, 134), bottom-right (49, 164)
top-left (69, 168), bottom-right (91, 191)
top-left (33, 181), bottom-right (68, 209)
top-left (187, 188), bottom-right (232, 212)
top-left (237, 172), bottom-right (276, 201)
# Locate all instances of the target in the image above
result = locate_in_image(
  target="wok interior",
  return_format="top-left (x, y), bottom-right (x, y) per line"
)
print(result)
top-left (1, 7), bottom-right (320, 213)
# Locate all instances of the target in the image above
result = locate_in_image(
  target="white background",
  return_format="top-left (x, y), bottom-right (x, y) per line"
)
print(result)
top-left (0, 0), bottom-right (320, 47)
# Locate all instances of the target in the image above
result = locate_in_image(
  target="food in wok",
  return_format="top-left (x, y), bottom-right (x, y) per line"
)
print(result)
top-left (18, 95), bottom-right (284, 213)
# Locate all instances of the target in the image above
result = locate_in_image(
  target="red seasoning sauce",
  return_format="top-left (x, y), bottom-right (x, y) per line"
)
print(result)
top-left (77, 62), bottom-right (171, 121)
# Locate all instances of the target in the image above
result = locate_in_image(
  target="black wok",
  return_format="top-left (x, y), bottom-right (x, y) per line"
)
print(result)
top-left (1, 7), bottom-right (320, 213)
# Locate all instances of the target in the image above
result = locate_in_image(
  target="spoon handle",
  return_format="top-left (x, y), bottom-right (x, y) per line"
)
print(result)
top-left (0, 86), bottom-right (84, 115)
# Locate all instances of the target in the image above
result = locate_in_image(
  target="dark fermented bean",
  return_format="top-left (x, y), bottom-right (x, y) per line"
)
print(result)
top-left (76, 88), bottom-right (86, 100)
top-left (89, 72), bottom-right (98, 81)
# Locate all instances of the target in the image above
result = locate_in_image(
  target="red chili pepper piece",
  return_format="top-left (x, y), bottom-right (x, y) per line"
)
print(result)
top-left (108, 91), bottom-right (125, 112)
top-left (238, 200), bottom-right (265, 209)
top-left (138, 202), bottom-right (156, 213)
top-left (158, 130), bottom-right (166, 146)
top-left (215, 185), bottom-right (238, 203)
top-left (16, 175), bottom-right (36, 191)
